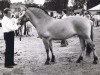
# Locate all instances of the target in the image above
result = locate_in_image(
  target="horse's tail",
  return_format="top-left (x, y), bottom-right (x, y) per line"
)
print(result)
top-left (91, 24), bottom-right (93, 41)
top-left (86, 24), bottom-right (93, 56)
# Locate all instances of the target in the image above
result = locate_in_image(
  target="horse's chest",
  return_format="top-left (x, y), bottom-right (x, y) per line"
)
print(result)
top-left (37, 27), bottom-right (50, 38)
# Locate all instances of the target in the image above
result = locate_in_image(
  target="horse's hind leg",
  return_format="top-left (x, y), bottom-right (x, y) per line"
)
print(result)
top-left (76, 37), bottom-right (85, 63)
top-left (42, 38), bottom-right (50, 65)
top-left (85, 38), bottom-right (98, 64)
top-left (93, 50), bottom-right (98, 64)
top-left (49, 40), bottom-right (55, 63)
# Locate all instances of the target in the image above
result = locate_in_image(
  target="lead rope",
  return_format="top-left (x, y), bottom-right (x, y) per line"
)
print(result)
top-left (18, 11), bottom-right (25, 41)
top-left (18, 19), bottom-right (22, 41)
top-left (18, 8), bottom-right (27, 41)
top-left (19, 26), bottom-right (22, 41)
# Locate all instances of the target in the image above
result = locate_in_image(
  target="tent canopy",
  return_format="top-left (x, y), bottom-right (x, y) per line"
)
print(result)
top-left (89, 4), bottom-right (100, 11)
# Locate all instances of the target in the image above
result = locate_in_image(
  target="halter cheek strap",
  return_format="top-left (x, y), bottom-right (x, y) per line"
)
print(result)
top-left (19, 11), bottom-right (25, 19)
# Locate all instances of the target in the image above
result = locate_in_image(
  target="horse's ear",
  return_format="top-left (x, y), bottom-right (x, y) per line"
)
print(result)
top-left (25, 4), bottom-right (30, 8)
top-left (24, 7), bottom-right (27, 11)
top-left (22, 6), bottom-right (27, 11)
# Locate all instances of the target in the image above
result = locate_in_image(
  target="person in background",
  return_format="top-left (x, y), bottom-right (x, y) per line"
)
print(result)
top-left (1, 8), bottom-right (21, 68)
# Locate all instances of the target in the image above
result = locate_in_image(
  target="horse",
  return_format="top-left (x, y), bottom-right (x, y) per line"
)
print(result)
top-left (20, 6), bottom-right (98, 65)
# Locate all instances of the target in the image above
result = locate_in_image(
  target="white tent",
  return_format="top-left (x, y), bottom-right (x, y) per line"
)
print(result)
top-left (89, 4), bottom-right (100, 11)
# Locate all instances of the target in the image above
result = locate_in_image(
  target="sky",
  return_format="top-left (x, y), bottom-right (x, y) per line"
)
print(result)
top-left (68, 0), bottom-right (73, 7)
top-left (11, 0), bottom-right (24, 3)
top-left (11, 0), bottom-right (45, 5)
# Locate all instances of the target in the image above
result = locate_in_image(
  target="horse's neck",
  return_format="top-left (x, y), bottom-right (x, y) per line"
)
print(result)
top-left (34, 11), bottom-right (47, 18)
top-left (29, 8), bottom-right (51, 19)
top-left (27, 8), bottom-right (52, 28)
top-left (26, 9), bottom-right (39, 28)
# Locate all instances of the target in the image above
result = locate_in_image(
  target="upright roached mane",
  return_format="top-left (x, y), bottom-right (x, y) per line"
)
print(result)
top-left (20, 5), bottom-right (98, 65)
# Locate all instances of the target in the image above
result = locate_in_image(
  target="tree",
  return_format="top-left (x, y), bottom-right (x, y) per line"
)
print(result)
top-left (87, 0), bottom-right (100, 9)
top-left (44, 0), bottom-right (68, 13)
top-left (0, 1), bottom-right (10, 10)
top-left (24, 0), bottom-right (34, 4)
top-left (0, 0), bottom-right (10, 18)
top-left (73, 0), bottom-right (86, 9)
top-left (58, 0), bottom-right (68, 13)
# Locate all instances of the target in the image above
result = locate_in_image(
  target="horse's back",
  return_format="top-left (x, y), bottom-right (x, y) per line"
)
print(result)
top-left (67, 16), bottom-right (92, 37)
top-left (47, 16), bottom-right (91, 39)
top-left (52, 16), bottom-right (92, 32)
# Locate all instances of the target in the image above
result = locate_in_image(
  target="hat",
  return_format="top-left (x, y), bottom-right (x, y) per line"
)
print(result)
top-left (4, 8), bottom-right (11, 14)
top-left (4, 8), bottom-right (11, 11)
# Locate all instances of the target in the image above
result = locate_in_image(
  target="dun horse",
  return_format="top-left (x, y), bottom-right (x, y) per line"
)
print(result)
top-left (20, 6), bottom-right (98, 65)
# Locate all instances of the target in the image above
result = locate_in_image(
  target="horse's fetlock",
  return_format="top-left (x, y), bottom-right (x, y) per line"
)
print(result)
top-left (47, 57), bottom-right (50, 61)
top-left (52, 55), bottom-right (55, 59)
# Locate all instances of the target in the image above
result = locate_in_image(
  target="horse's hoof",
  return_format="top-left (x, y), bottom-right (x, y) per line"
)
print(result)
top-left (76, 60), bottom-right (81, 63)
top-left (45, 61), bottom-right (50, 65)
top-left (51, 59), bottom-right (55, 63)
top-left (93, 61), bottom-right (98, 64)
top-left (51, 56), bottom-right (55, 62)
top-left (93, 56), bottom-right (98, 64)
top-left (76, 56), bottom-right (83, 63)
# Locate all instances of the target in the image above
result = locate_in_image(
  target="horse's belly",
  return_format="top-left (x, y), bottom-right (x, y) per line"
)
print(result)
top-left (51, 29), bottom-right (76, 40)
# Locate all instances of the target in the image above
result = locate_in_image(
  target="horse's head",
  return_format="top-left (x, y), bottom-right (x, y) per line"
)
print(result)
top-left (20, 14), bottom-right (30, 25)
top-left (19, 7), bottom-right (30, 25)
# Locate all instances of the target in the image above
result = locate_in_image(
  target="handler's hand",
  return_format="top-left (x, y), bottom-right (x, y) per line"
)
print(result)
top-left (18, 25), bottom-right (21, 29)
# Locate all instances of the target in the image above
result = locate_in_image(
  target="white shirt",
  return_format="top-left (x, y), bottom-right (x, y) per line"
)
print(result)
top-left (1, 16), bottom-right (19, 33)
top-left (62, 14), bottom-right (68, 19)
top-left (11, 17), bottom-right (18, 24)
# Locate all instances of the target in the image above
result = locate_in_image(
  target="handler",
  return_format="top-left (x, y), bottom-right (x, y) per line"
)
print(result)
top-left (1, 8), bottom-right (21, 68)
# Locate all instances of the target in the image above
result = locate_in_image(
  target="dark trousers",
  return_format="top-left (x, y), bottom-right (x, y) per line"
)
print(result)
top-left (4, 31), bottom-right (14, 66)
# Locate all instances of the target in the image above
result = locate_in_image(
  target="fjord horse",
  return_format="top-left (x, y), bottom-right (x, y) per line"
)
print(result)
top-left (20, 6), bottom-right (98, 65)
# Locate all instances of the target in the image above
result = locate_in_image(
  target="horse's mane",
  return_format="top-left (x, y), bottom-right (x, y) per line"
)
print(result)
top-left (25, 4), bottom-right (50, 16)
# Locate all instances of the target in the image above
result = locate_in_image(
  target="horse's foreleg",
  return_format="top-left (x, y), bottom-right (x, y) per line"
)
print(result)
top-left (76, 37), bottom-right (85, 63)
top-left (42, 38), bottom-right (50, 65)
top-left (49, 40), bottom-right (55, 63)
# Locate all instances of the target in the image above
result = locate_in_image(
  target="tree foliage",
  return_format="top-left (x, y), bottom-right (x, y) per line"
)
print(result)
top-left (73, 0), bottom-right (100, 9)
top-left (44, 0), bottom-right (68, 12)
top-left (73, 0), bottom-right (86, 9)
top-left (0, 1), bottom-right (10, 18)
top-left (87, 0), bottom-right (100, 9)
top-left (0, 1), bottom-right (10, 11)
